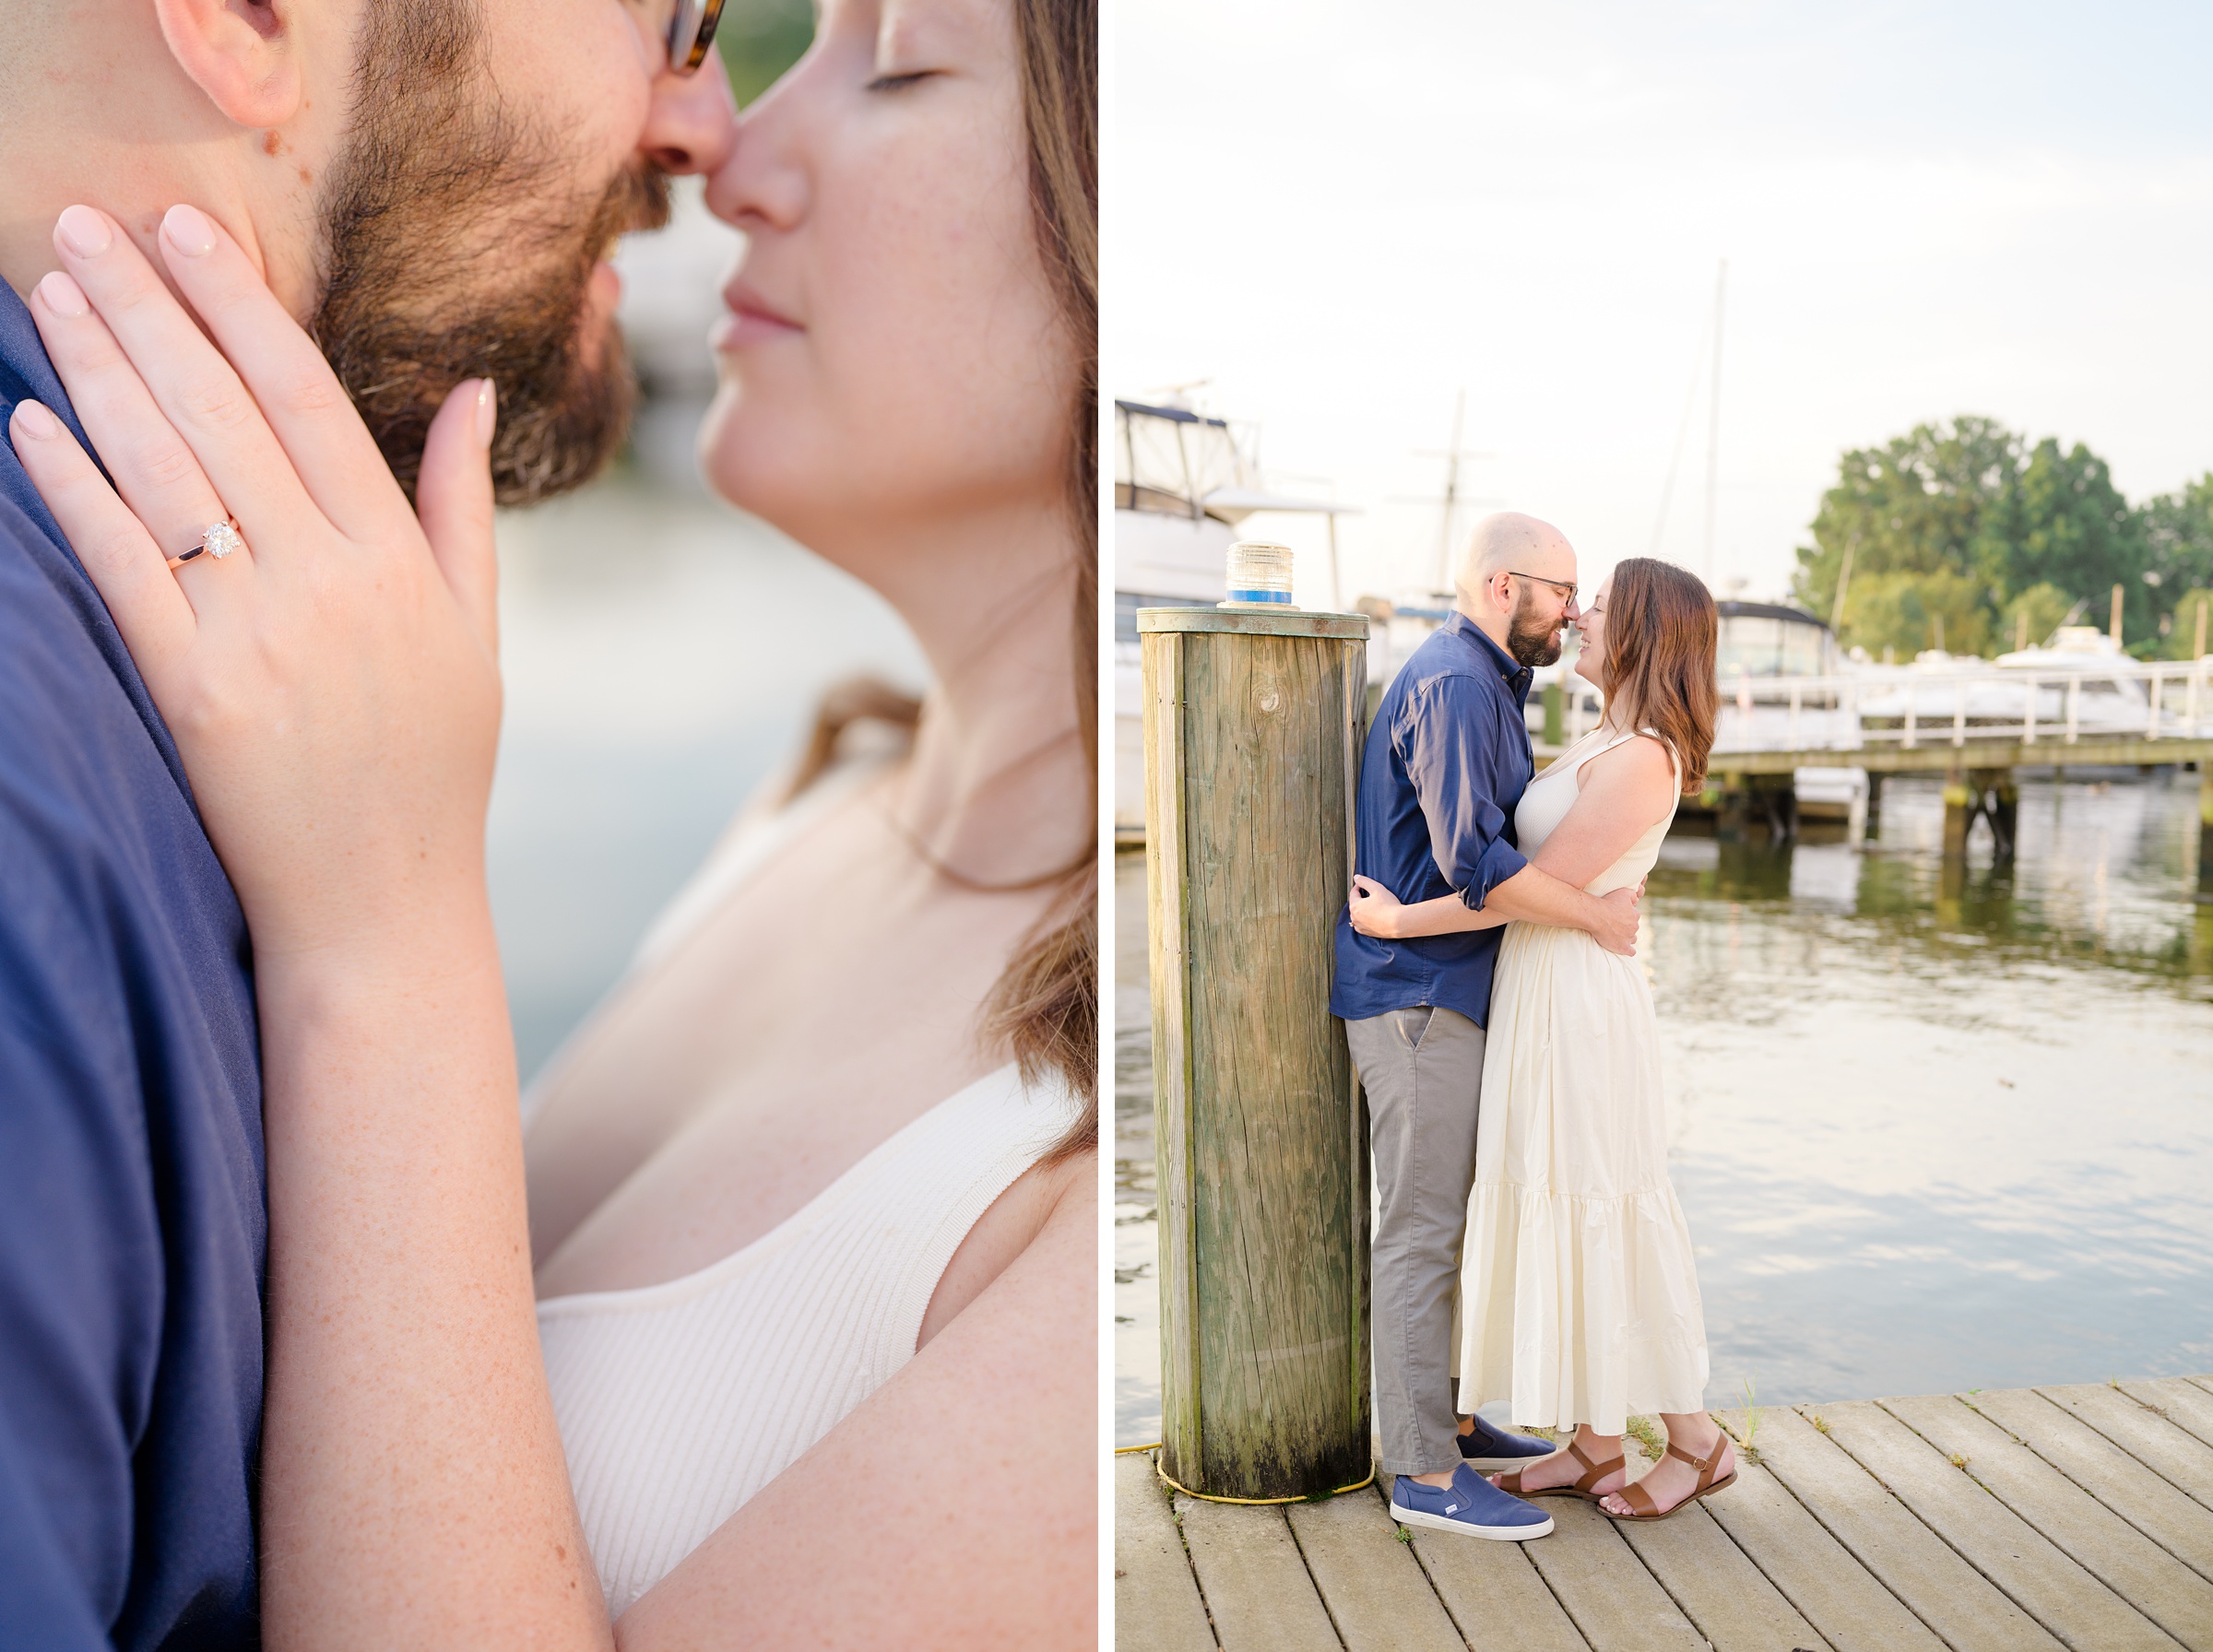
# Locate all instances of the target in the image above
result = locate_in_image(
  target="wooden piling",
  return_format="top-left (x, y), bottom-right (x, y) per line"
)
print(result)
top-left (2200, 766), bottom-right (2213, 903)
top-left (1982, 769), bottom-right (2018, 860)
top-left (1140, 606), bottom-right (1372, 1502)
top-left (1942, 769), bottom-right (1973, 858)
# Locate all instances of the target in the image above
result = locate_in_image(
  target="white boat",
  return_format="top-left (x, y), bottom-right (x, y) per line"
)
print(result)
top-left (1112, 398), bottom-right (1354, 841)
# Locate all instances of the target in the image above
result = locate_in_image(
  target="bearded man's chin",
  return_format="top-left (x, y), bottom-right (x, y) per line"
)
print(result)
top-left (1509, 629), bottom-right (1564, 670)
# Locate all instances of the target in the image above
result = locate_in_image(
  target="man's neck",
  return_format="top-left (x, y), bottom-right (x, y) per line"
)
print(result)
top-left (0, 34), bottom-right (330, 320)
top-left (1454, 595), bottom-right (1512, 654)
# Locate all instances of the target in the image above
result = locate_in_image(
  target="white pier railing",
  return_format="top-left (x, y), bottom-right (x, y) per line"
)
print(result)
top-left (1689, 659), bottom-right (2213, 756)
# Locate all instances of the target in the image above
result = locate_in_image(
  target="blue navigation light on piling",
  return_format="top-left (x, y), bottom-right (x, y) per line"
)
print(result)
top-left (1221, 540), bottom-right (1296, 608)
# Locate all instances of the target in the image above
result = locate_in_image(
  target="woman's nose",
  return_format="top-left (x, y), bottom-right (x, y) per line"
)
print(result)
top-left (640, 45), bottom-right (740, 176)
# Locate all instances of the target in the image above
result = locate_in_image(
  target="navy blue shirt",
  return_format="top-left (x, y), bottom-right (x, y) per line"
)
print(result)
top-left (1331, 612), bottom-right (1534, 1030)
top-left (0, 283), bottom-right (265, 1649)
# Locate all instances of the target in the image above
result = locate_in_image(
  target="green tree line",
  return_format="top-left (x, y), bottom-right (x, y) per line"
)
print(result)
top-left (1790, 416), bottom-right (2213, 662)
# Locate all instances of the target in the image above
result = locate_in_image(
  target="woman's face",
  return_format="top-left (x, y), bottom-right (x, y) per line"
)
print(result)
top-left (696, 0), bottom-right (1073, 556)
top-left (1572, 575), bottom-right (1613, 691)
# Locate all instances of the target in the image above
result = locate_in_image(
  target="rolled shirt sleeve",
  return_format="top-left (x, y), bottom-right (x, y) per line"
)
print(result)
top-left (1401, 677), bottom-right (1530, 909)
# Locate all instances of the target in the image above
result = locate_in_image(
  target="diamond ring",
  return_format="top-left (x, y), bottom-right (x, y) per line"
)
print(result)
top-left (166, 517), bottom-right (245, 572)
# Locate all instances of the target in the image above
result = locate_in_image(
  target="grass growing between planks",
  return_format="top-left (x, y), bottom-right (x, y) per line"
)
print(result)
top-left (1720, 1376), bottom-right (1767, 1464)
top-left (1625, 1415), bottom-right (1667, 1461)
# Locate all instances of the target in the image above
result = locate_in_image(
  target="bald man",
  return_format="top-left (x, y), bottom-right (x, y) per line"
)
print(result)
top-left (1332, 513), bottom-right (1642, 1540)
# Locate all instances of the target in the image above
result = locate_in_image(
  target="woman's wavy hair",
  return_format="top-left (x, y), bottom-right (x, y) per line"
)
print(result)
top-left (1597, 558), bottom-right (1717, 795)
top-left (782, 0), bottom-right (1097, 1163)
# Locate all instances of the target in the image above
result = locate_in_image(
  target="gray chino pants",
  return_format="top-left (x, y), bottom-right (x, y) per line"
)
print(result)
top-left (1344, 1004), bottom-right (1486, 1477)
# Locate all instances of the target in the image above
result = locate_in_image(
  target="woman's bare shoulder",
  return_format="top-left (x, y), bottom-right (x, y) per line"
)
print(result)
top-left (1581, 730), bottom-right (1676, 788)
top-left (618, 1145), bottom-right (1097, 1650)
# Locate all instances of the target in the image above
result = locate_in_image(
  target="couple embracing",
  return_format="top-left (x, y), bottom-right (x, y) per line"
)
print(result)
top-left (0, 0), bottom-right (1095, 1645)
top-left (1334, 512), bottom-right (1730, 1540)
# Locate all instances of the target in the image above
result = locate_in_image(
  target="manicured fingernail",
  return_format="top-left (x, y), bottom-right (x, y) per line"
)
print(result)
top-left (36, 270), bottom-right (89, 318)
top-left (55, 205), bottom-right (112, 259)
top-left (162, 204), bottom-right (218, 259)
top-left (10, 400), bottom-right (60, 440)
top-left (474, 379), bottom-right (498, 446)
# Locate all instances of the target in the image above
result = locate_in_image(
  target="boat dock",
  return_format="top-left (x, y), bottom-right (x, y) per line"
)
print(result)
top-left (1118, 1375), bottom-right (2213, 1651)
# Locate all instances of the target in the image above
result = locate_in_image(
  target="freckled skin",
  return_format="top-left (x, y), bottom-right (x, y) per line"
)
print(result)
top-left (262, 130), bottom-right (284, 158)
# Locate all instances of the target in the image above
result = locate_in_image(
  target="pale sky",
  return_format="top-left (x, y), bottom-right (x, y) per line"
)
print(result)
top-left (1106, 0), bottom-right (2213, 610)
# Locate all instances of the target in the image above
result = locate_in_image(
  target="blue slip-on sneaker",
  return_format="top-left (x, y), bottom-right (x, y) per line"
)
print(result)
top-left (1456, 1414), bottom-right (1559, 1472)
top-left (1388, 1462), bottom-right (1554, 1540)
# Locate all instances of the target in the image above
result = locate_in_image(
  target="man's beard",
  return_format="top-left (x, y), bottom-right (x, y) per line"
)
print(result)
top-left (310, 0), bottom-right (670, 505)
top-left (1505, 587), bottom-right (1565, 668)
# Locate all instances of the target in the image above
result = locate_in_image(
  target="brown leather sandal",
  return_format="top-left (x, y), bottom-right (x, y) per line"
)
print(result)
top-left (1494, 1437), bottom-right (1627, 1502)
top-left (1602, 1436), bottom-right (1738, 1520)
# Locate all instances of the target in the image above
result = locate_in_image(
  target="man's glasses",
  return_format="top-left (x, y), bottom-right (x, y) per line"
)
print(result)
top-left (637, 0), bottom-right (727, 74)
top-left (1508, 571), bottom-right (1578, 605)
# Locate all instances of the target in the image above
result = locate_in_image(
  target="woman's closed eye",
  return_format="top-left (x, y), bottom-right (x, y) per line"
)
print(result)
top-left (866, 67), bottom-right (936, 91)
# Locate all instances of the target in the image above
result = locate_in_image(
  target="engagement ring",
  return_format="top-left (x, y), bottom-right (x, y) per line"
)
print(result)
top-left (167, 517), bottom-right (244, 572)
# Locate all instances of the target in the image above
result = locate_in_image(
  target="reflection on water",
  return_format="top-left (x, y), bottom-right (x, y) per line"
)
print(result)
top-left (1116, 772), bottom-right (2213, 1446)
top-left (487, 464), bottom-right (925, 1080)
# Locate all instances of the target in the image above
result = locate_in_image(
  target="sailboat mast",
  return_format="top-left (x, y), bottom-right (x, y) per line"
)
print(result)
top-left (1702, 259), bottom-right (1727, 582)
top-left (1436, 387), bottom-right (1465, 593)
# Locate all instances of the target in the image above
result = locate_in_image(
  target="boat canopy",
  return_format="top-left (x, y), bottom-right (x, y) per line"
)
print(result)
top-left (1715, 601), bottom-right (1835, 678)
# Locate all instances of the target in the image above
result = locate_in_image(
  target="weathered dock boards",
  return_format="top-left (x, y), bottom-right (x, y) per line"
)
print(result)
top-left (1117, 1375), bottom-right (2213, 1650)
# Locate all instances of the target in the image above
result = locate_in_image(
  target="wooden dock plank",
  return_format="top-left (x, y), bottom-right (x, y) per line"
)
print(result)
top-left (2124, 1380), bottom-right (2213, 1457)
top-left (1615, 1493), bottom-right (1831, 1652)
top-left (1116, 1453), bottom-right (1218, 1652)
top-left (1387, 1480), bottom-right (1589, 1652)
top-left (1519, 1497), bottom-right (1710, 1651)
top-left (1707, 1410), bottom-right (1947, 1652)
top-left (1116, 1380), bottom-right (2213, 1647)
top-left (1820, 1398), bottom-right (2177, 1651)
top-left (2040, 1385), bottom-right (2213, 1510)
top-left (1175, 1493), bottom-right (1342, 1652)
top-left (1286, 1485), bottom-right (1465, 1652)
top-left (1883, 1393), bottom-right (2213, 1652)
top-left (1970, 1388), bottom-right (2213, 1587)
top-left (1750, 1403), bottom-right (2065, 1652)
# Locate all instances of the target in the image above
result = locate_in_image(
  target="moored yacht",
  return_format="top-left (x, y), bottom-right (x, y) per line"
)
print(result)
top-left (1112, 397), bottom-right (1353, 841)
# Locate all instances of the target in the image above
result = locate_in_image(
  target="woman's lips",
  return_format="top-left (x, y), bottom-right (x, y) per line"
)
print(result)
top-left (713, 282), bottom-right (801, 349)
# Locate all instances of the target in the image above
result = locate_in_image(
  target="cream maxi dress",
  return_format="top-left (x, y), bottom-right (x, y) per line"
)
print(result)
top-left (1455, 727), bottom-right (1710, 1435)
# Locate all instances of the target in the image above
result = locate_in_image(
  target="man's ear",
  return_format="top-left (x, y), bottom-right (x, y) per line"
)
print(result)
top-left (151, 0), bottom-right (302, 130)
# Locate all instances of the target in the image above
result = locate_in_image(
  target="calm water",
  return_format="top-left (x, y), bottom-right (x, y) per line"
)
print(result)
top-left (486, 463), bottom-right (924, 1080)
top-left (1115, 773), bottom-right (2213, 1446)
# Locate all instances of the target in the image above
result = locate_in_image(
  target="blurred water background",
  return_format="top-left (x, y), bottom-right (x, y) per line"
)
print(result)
top-left (1116, 778), bottom-right (2213, 1446)
top-left (487, 471), bottom-right (922, 1080)
top-left (479, 8), bottom-right (934, 1081)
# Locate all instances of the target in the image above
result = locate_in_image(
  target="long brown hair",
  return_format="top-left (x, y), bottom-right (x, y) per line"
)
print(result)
top-left (1597, 558), bottom-right (1717, 795)
top-left (786, 0), bottom-right (1098, 1161)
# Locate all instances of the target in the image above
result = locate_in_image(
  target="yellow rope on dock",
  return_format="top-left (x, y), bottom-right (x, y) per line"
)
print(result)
top-left (1138, 1448), bottom-right (1378, 1505)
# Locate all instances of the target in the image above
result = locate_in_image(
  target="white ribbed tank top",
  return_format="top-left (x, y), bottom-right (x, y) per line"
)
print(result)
top-left (533, 760), bottom-right (1080, 1615)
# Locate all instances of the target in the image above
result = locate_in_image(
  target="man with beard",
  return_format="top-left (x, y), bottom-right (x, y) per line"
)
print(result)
top-left (0, 2), bottom-right (733, 1645)
top-left (1333, 510), bottom-right (1643, 1541)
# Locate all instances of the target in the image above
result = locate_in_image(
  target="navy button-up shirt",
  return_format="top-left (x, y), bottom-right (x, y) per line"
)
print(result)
top-left (0, 281), bottom-right (266, 1649)
top-left (1331, 611), bottom-right (1534, 1030)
